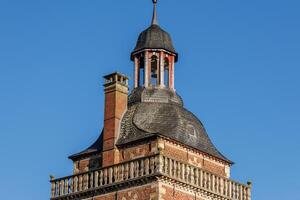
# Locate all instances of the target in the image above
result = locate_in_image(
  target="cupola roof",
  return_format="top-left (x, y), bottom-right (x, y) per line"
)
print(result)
top-left (131, 0), bottom-right (178, 61)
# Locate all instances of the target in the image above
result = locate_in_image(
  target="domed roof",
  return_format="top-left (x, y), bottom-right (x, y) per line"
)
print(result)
top-left (131, 0), bottom-right (178, 61)
top-left (116, 87), bottom-right (231, 163)
top-left (131, 24), bottom-right (178, 60)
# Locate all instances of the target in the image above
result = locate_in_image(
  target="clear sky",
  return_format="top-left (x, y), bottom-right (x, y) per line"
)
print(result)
top-left (0, 0), bottom-right (299, 199)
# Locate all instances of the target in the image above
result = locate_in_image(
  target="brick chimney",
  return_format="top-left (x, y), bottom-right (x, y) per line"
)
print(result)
top-left (102, 72), bottom-right (129, 167)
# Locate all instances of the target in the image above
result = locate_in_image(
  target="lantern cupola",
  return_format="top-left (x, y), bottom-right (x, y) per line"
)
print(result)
top-left (131, 0), bottom-right (178, 89)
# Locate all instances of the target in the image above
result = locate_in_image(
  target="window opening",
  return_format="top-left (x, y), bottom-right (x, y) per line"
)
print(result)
top-left (164, 58), bottom-right (170, 87)
top-left (139, 57), bottom-right (145, 86)
top-left (151, 55), bottom-right (158, 86)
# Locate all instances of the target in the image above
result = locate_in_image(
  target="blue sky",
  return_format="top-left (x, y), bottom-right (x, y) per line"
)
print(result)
top-left (0, 0), bottom-right (300, 199)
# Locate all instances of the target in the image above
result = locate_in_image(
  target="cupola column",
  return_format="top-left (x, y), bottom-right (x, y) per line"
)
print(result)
top-left (133, 51), bottom-right (176, 89)
top-left (134, 57), bottom-right (139, 88)
top-left (160, 52), bottom-right (165, 87)
top-left (144, 51), bottom-right (150, 87)
top-left (170, 56), bottom-right (175, 89)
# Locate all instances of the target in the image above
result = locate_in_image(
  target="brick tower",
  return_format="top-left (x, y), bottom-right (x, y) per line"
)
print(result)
top-left (50, 1), bottom-right (252, 200)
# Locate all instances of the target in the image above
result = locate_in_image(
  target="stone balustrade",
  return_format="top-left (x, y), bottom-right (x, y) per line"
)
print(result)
top-left (50, 154), bottom-right (160, 199)
top-left (50, 154), bottom-right (251, 200)
top-left (159, 155), bottom-right (251, 200)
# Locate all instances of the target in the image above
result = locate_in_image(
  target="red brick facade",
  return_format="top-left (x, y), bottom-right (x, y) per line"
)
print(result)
top-left (88, 183), bottom-right (157, 200)
top-left (160, 182), bottom-right (204, 200)
top-left (162, 140), bottom-right (230, 177)
top-left (79, 181), bottom-right (213, 200)
top-left (117, 138), bottom-right (230, 178)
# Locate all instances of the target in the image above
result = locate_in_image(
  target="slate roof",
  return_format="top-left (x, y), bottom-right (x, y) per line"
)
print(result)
top-left (69, 86), bottom-right (231, 164)
top-left (117, 87), bottom-right (232, 163)
top-left (131, 24), bottom-right (178, 61)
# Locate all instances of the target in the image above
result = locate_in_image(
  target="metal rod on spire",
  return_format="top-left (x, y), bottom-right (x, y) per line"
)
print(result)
top-left (151, 0), bottom-right (158, 25)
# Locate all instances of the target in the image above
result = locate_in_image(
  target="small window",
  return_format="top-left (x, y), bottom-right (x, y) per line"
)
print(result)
top-left (187, 124), bottom-right (197, 138)
top-left (151, 55), bottom-right (158, 86)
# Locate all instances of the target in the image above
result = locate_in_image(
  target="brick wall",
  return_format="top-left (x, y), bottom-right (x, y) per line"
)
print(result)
top-left (85, 182), bottom-right (158, 200)
top-left (119, 140), bottom-right (158, 162)
top-left (73, 155), bottom-right (102, 174)
top-left (117, 138), bottom-right (230, 177)
top-left (160, 182), bottom-right (205, 200)
top-left (161, 139), bottom-right (230, 177)
top-left (83, 180), bottom-right (214, 200)
top-left (74, 137), bottom-right (230, 177)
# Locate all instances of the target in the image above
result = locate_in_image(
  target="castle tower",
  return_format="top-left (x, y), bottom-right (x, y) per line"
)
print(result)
top-left (50, 1), bottom-right (252, 199)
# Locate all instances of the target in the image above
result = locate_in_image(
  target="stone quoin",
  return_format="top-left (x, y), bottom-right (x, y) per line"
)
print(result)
top-left (50, 1), bottom-right (252, 199)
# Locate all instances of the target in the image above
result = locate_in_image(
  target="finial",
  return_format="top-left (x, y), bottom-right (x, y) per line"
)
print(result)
top-left (247, 181), bottom-right (252, 188)
top-left (151, 0), bottom-right (158, 25)
top-left (49, 174), bottom-right (55, 180)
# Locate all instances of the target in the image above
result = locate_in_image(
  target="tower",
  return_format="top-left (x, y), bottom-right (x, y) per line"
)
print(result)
top-left (50, 1), bottom-right (252, 200)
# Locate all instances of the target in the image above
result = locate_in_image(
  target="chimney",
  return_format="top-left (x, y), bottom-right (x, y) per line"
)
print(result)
top-left (102, 72), bottom-right (129, 167)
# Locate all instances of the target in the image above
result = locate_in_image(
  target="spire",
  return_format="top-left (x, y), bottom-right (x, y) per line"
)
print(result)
top-left (151, 0), bottom-right (158, 25)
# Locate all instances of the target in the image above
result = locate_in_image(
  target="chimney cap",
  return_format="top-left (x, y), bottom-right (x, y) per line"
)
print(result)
top-left (103, 72), bottom-right (129, 87)
top-left (103, 72), bottom-right (129, 80)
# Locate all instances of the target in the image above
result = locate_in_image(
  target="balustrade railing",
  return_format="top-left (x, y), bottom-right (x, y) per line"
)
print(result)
top-left (50, 154), bottom-right (160, 198)
top-left (159, 155), bottom-right (251, 200)
top-left (50, 154), bottom-right (251, 200)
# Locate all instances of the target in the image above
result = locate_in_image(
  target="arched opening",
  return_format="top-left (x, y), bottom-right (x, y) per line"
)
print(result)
top-left (138, 56), bottom-right (145, 86)
top-left (164, 57), bottom-right (170, 87)
top-left (151, 55), bottom-right (158, 86)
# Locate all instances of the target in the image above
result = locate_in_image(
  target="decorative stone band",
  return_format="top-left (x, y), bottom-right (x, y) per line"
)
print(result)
top-left (50, 154), bottom-right (251, 200)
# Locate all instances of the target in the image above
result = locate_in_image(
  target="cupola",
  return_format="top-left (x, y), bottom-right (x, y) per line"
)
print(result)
top-left (131, 0), bottom-right (178, 89)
